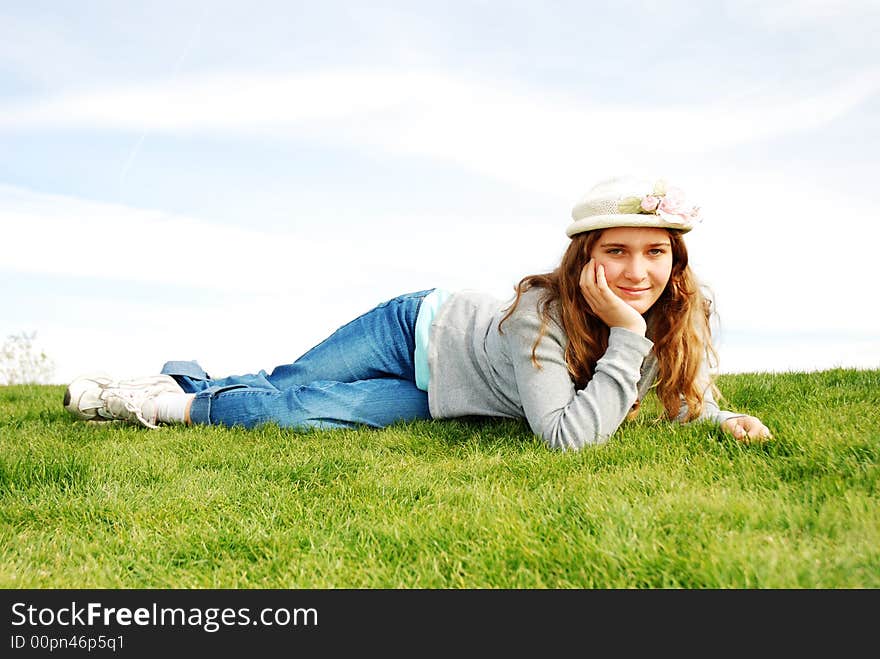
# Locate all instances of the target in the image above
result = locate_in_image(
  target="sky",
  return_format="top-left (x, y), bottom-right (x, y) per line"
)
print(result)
top-left (1, 0), bottom-right (879, 385)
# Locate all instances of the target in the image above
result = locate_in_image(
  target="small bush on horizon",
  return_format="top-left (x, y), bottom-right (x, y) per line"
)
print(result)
top-left (0, 331), bottom-right (55, 385)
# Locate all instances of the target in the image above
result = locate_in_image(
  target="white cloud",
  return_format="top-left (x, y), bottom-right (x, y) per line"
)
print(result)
top-left (0, 183), bottom-right (550, 297)
top-left (727, 0), bottom-right (879, 28)
top-left (2, 69), bottom-right (877, 199)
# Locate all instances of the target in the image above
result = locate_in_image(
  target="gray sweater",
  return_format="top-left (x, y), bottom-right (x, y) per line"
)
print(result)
top-left (427, 287), bottom-right (739, 450)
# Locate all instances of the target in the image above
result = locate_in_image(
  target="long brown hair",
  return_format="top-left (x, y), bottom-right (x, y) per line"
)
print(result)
top-left (498, 229), bottom-right (718, 421)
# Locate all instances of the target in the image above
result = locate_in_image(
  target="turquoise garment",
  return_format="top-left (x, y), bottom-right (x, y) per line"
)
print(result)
top-left (414, 288), bottom-right (452, 391)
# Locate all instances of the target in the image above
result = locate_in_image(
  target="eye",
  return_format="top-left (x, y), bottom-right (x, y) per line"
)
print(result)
top-left (605, 248), bottom-right (623, 255)
top-left (648, 248), bottom-right (667, 256)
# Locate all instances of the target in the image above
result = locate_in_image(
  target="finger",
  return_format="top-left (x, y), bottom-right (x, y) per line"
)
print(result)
top-left (596, 263), bottom-right (611, 294)
top-left (596, 264), bottom-right (623, 305)
top-left (581, 261), bottom-right (598, 297)
top-left (581, 260), bottom-right (593, 287)
top-left (746, 421), bottom-right (772, 441)
top-left (580, 264), bottom-right (599, 311)
top-left (744, 418), bottom-right (769, 439)
top-left (739, 420), bottom-right (758, 440)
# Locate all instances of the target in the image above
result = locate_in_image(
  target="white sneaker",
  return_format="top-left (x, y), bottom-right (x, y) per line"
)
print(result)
top-left (63, 373), bottom-right (183, 429)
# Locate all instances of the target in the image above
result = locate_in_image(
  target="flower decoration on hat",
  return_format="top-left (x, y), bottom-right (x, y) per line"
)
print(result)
top-left (617, 180), bottom-right (702, 225)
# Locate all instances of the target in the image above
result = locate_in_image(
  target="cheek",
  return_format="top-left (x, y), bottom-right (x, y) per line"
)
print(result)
top-left (593, 258), bottom-right (623, 280)
top-left (652, 261), bottom-right (673, 285)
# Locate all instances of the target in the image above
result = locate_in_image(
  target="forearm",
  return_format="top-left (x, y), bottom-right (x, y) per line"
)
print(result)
top-left (525, 328), bottom-right (653, 450)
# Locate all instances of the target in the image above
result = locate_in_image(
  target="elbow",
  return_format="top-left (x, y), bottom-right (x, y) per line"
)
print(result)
top-left (542, 427), bottom-right (612, 451)
top-left (537, 406), bottom-right (621, 451)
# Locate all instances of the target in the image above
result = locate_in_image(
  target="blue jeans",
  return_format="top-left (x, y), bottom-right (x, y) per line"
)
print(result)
top-left (160, 290), bottom-right (434, 430)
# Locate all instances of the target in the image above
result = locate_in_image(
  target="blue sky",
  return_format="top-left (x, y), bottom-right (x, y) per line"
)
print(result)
top-left (1, 0), bottom-right (879, 384)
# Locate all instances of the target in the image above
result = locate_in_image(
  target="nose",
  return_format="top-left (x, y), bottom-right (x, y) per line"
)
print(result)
top-left (623, 256), bottom-right (648, 282)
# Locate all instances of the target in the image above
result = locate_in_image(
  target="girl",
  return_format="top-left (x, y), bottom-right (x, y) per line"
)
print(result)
top-left (64, 176), bottom-right (771, 449)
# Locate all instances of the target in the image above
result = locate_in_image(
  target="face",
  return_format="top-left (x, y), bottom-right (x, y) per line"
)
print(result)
top-left (589, 227), bottom-right (674, 314)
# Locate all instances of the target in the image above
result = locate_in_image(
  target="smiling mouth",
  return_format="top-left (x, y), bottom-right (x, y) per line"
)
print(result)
top-left (618, 287), bottom-right (651, 294)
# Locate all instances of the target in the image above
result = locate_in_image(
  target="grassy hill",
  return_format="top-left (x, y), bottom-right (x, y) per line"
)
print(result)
top-left (1, 368), bottom-right (877, 588)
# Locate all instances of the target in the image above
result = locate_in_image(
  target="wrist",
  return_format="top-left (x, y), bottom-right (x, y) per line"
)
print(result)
top-left (616, 320), bottom-right (646, 336)
top-left (607, 325), bottom-right (654, 356)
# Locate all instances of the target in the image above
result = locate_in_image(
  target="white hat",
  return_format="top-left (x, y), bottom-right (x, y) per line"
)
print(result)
top-left (567, 175), bottom-right (701, 237)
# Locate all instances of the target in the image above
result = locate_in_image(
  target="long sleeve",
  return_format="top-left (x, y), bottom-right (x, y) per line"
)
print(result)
top-left (427, 287), bottom-right (721, 450)
top-left (508, 311), bottom-right (653, 451)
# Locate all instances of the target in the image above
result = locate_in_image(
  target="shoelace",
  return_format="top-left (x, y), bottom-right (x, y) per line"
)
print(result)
top-left (99, 387), bottom-right (159, 429)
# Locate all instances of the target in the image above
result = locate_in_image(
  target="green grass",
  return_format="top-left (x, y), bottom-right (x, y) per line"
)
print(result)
top-left (1, 368), bottom-right (878, 588)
